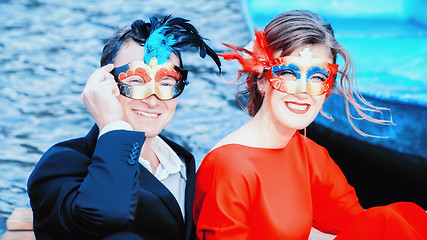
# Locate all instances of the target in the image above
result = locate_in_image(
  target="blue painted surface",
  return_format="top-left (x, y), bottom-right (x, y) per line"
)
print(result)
top-left (243, 0), bottom-right (427, 160)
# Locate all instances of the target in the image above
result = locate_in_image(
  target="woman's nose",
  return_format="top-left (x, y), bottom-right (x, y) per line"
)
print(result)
top-left (295, 75), bottom-right (307, 93)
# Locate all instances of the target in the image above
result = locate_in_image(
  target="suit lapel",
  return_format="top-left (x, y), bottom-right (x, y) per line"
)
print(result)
top-left (85, 129), bottom-right (195, 239)
top-left (138, 164), bottom-right (185, 228)
top-left (85, 125), bottom-right (185, 228)
top-left (183, 153), bottom-right (196, 240)
top-left (160, 135), bottom-right (196, 240)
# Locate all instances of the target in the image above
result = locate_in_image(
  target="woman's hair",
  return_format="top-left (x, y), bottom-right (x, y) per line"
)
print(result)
top-left (236, 10), bottom-right (393, 136)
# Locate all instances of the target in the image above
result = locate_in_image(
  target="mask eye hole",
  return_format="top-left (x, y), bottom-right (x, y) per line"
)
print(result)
top-left (121, 75), bottom-right (147, 86)
top-left (308, 73), bottom-right (328, 83)
top-left (158, 76), bottom-right (178, 87)
top-left (274, 69), bottom-right (297, 81)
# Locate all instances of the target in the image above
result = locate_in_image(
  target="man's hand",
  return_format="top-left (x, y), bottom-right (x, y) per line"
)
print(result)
top-left (81, 64), bottom-right (124, 130)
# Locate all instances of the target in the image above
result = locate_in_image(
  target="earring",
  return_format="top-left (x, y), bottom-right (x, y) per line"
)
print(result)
top-left (259, 88), bottom-right (263, 93)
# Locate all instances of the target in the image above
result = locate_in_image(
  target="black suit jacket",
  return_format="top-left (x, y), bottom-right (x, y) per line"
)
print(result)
top-left (27, 125), bottom-right (196, 240)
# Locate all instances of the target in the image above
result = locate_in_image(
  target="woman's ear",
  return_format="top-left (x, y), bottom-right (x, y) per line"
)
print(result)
top-left (324, 90), bottom-right (333, 101)
top-left (257, 75), bottom-right (270, 95)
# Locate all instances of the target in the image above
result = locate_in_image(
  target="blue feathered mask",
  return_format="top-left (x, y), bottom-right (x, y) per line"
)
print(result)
top-left (117, 16), bottom-right (221, 72)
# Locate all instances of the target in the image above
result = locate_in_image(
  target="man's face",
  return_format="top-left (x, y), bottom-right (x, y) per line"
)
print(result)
top-left (113, 40), bottom-right (180, 137)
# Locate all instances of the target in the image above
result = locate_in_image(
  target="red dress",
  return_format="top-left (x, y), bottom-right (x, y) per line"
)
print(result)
top-left (193, 132), bottom-right (427, 239)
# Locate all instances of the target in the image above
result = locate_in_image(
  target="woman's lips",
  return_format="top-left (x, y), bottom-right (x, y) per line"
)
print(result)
top-left (285, 101), bottom-right (310, 114)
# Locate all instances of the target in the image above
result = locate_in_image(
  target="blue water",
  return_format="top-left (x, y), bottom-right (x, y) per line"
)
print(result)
top-left (0, 0), bottom-right (252, 236)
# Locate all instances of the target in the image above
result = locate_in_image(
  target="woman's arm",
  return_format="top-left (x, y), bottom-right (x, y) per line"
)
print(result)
top-left (309, 146), bottom-right (364, 234)
top-left (193, 148), bottom-right (254, 240)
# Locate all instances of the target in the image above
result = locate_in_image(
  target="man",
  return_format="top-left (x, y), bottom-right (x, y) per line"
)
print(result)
top-left (27, 16), bottom-right (220, 240)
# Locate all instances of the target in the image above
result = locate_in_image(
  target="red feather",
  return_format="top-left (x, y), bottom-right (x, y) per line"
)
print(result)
top-left (251, 30), bottom-right (273, 66)
top-left (218, 30), bottom-right (273, 74)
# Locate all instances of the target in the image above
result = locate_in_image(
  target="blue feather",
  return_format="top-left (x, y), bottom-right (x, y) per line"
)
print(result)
top-left (130, 16), bottom-right (221, 71)
top-left (144, 26), bottom-right (177, 65)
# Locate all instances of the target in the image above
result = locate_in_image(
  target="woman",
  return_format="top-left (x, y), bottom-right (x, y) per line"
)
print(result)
top-left (193, 10), bottom-right (426, 240)
top-left (27, 16), bottom-right (220, 240)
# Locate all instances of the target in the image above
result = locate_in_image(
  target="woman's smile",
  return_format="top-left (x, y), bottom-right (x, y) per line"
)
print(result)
top-left (284, 101), bottom-right (310, 114)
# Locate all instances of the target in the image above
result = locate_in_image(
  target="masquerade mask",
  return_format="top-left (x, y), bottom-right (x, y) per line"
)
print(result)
top-left (218, 31), bottom-right (338, 96)
top-left (112, 58), bottom-right (188, 100)
top-left (265, 48), bottom-right (338, 96)
top-left (107, 16), bottom-right (221, 100)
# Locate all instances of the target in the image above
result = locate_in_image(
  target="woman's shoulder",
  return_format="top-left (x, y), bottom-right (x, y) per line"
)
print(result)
top-left (205, 141), bottom-right (250, 165)
top-left (200, 144), bottom-right (260, 184)
top-left (296, 133), bottom-right (330, 156)
top-left (208, 134), bottom-right (257, 162)
top-left (201, 134), bottom-right (256, 171)
top-left (211, 123), bottom-right (258, 150)
top-left (211, 133), bottom-right (241, 151)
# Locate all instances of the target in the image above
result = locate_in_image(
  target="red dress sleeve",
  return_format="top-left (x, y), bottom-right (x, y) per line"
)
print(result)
top-left (193, 146), bottom-right (255, 240)
top-left (335, 201), bottom-right (427, 239)
top-left (306, 141), bottom-right (364, 234)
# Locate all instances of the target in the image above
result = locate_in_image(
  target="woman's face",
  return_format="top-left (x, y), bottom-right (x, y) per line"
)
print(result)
top-left (113, 40), bottom-right (179, 138)
top-left (260, 44), bottom-right (333, 132)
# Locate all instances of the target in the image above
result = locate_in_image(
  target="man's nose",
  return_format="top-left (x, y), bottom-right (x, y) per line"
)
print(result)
top-left (142, 94), bottom-right (160, 107)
